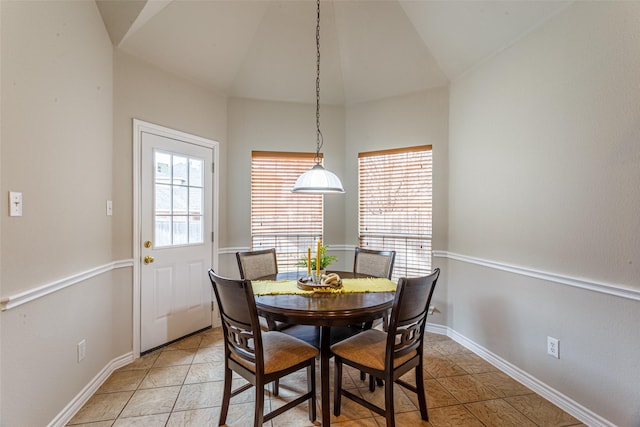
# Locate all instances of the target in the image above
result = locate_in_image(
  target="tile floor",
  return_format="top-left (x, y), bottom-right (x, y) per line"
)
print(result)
top-left (68, 328), bottom-right (585, 426)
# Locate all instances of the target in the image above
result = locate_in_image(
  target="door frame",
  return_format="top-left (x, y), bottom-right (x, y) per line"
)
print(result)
top-left (132, 119), bottom-right (219, 357)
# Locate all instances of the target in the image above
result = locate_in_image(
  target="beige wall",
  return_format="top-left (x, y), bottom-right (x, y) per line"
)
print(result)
top-left (226, 97), bottom-right (346, 250)
top-left (1, 7), bottom-right (230, 422)
top-left (1, 1), bottom-right (113, 294)
top-left (448, 2), bottom-right (640, 424)
top-left (112, 50), bottom-right (228, 260)
top-left (0, 1), bottom-right (116, 425)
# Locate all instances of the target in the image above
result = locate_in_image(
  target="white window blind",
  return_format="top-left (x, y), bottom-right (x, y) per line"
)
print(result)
top-left (358, 146), bottom-right (432, 281)
top-left (251, 151), bottom-right (323, 271)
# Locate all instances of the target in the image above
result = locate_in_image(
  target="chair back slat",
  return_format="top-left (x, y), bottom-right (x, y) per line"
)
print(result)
top-left (223, 317), bottom-right (257, 364)
top-left (386, 268), bottom-right (440, 364)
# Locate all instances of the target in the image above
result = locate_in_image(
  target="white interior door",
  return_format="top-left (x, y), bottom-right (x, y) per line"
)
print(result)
top-left (140, 130), bottom-right (214, 352)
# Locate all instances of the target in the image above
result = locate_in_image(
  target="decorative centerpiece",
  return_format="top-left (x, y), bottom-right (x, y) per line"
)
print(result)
top-left (297, 272), bottom-right (342, 291)
top-left (297, 242), bottom-right (339, 287)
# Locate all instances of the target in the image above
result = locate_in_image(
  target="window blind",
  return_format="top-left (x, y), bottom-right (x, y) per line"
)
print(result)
top-left (358, 146), bottom-right (432, 281)
top-left (251, 151), bottom-right (323, 271)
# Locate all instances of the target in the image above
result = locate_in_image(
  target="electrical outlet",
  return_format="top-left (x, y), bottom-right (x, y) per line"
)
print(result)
top-left (106, 200), bottom-right (113, 216)
top-left (78, 339), bottom-right (86, 362)
top-left (547, 336), bottom-right (559, 359)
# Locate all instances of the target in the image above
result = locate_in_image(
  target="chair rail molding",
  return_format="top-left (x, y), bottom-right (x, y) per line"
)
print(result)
top-left (0, 259), bottom-right (134, 311)
top-left (432, 250), bottom-right (639, 302)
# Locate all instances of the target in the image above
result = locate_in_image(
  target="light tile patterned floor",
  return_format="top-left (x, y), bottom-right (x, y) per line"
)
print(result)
top-left (68, 328), bottom-right (585, 426)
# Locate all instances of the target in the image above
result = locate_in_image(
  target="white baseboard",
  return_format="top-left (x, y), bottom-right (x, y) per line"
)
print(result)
top-left (48, 352), bottom-right (134, 427)
top-left (434, 325), bottom-right (615, 427)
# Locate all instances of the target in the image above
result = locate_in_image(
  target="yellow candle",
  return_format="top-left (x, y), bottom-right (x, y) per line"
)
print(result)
top-left (307, 246), bottom-right (311, 276)
top-left (316, 240), bottom-right (321, 275)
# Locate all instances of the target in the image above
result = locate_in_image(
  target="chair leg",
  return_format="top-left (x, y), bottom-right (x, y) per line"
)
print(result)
top-left (272, 379), bottom-right (279, 396)
top-left (254, 380), bottom-right (265, 426)
top-left (415, 364), bottom-right (428, 420)
top-left (219, 366), bottom-right (233, 426)
top-left (360, 371), bottom-right (366, 381)
top-left (368, 375), bottom-right (383, 391)
top-left (384, 373), bottom-right (395, 427)
top-left (308, 362), bottom-right (317, 421)
top-left (333, 356), bottom-right (343, 416)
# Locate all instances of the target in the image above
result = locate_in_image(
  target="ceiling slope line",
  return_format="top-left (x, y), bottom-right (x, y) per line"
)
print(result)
top-left (118, 0), bottom-right (173, 48)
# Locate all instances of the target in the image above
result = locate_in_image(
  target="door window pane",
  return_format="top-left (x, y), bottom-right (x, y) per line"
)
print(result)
top-left (189, 216), bottom-right (203, 244)
top-left (155, 184), bottom-right (171, 214)
top-left (155, 216), bottom-right (172, 247)
top-left (156, 152), bottom-right (171, 180)
top-left (189, 187), bottom-right (202, 215)
top-left (173, 186), bottom-right (188, 213)
top-left (189, 158), bottom-right (203, 187)
top-left (173, 155), bottom-right (188, 184)
top-left (172, 216), bottom-right (188, 245)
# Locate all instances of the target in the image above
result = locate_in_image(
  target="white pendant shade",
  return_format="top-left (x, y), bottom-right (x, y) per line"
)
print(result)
top-left (292, 163), bottom-right (345, 193)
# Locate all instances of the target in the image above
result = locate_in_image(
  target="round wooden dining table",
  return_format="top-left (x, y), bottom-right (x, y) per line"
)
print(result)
top-left (254, 271), bottom-right (395, 427)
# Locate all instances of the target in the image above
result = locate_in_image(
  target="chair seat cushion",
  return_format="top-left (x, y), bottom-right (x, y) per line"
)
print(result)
top-left (232, 331), bottom-right (318, 374)
top-left (330, 329), bottom-right (416, 371)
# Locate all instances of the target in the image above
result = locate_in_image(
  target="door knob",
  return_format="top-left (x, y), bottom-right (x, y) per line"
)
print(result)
top-left (144, 241), bottom-right (152, 248)
top-left (144, 256), bottom-right (155, 264)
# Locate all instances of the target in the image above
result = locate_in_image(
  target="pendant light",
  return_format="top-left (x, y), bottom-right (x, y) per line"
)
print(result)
top-left (292, 0), bottom-right (345, 194)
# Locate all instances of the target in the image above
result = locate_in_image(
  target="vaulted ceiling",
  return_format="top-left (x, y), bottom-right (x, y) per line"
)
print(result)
top-left (97, 0), bottom-right (571, 105)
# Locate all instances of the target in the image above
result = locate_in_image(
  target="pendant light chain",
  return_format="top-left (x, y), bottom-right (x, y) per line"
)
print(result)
top-left (291, 0), bottom-right (344, 193)
top-left (315, 0), bottom-right (323, 163)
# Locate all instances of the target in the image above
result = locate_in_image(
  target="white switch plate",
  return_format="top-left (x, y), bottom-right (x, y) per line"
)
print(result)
top-left (106, 200), bottom-right (113, 216)
top-left (77, 339), bottom-right (86, 362)
top-left (9, 192), bottom-right (23, 216)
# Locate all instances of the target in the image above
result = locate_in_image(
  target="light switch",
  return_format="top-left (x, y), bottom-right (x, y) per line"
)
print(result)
top-left (9, 192), bottom-right (23, 217)
top-left (106, 200), bottom-right (113, 216)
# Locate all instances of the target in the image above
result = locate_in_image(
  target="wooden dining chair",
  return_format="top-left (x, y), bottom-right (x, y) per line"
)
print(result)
top-left (352, 247), bottom-right (397, 389)
top-left (353, 247), bottom-right (396, 279)
top-left (236, 248), bottom-right (292, 332)
top-left (208, 270), bottom-right (318, 426)
top-left (331, 268), bottom-right (441, 427)
top-left (236, 247), bottom-right (314, 395)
